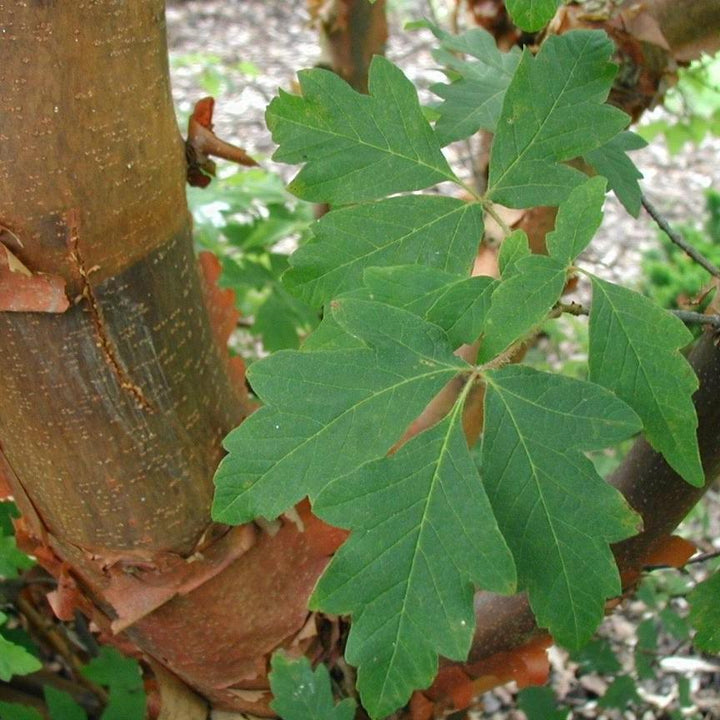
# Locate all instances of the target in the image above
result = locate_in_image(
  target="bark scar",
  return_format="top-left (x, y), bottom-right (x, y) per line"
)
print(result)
top-left (66, 210), bottom-right (154, 412)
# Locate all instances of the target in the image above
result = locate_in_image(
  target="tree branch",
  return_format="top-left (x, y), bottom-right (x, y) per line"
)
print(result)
top-left (642, 195), bottom-right (720, 278)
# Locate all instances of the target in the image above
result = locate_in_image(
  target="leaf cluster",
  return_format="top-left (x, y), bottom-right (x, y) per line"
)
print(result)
top-left (213, 22), bottom-right (704, 719)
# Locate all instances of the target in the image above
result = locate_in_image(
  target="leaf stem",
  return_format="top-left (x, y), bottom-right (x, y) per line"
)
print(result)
top-left (481, 200), bottom-right (512, 238)
top-left (642, 195), bottom-right (720, 278)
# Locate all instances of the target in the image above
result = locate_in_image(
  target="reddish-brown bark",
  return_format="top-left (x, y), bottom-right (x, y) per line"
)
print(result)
top-left (309, 0), bottom-right (388, 93)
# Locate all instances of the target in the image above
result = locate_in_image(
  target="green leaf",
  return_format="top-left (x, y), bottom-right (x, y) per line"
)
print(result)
top-left (425, 23), bottom-right (521, 144)
top-left (488, 31), bottom-right (628, 208)
top-left (546, 177), bottom-right (607, 266)
top-left (570, 638), bottom-right (621, 675)
top-left (0, 702), bottom-right (43, 720)
top-left (481, 366), bottom-right (642, 647)
top-left (635, 618), bottom-right (658, 680)
top-left (266, 56), bottom-right (456, 205)
top-left (588, 277), bottom-right (703, 487)
top-left (498, 229), bottom-right (530, 278)
top-left (0, 503), bottom-right (34, 580)
top-left (478, 254), bottom-right (567, 362)
top-left (505, 0), bottom-right (562, 32)
top-left (312, 401), bottom-right (515, 719)
top-left (363, 265), bottom-right (460, 315)
top-left (688, 571), bottom-right (720, 652)
top-left (213, 301), bottom-right (466, 524)
top-left (45, 688), bottom-right (87, 720)
top-left (363, 266), bottom-right (497, 346)
top-left (517, 687), bottom-right (569, 720)
top-left (82, 648), bottom-right (146, 720)
top-left (254, 285), bottom-right (319, 351)
top-left (584, 132), bottom-right (647, 217)
top-left (598, 675), bottom-right (641, 709)
top-left (269, 653), bottom-right (355, 720)
top-left (0, 611), bottom-right (41, 682)
top-left (284, 197), bottom-right (483, 306)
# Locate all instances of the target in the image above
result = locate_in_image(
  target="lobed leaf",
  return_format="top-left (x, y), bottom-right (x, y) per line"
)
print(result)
top-left (266, 56), bottom-right (456, 205)
top-left (363, 265), bottom-right (497, 346)
top-left (213, 301), bottom-right (466, 524)
top-left (284, 197), bottom-right (483, 307)
top-left (481, 366), bottom-right (642, 647)
top-left (588, 277), bottom-right (703, 486)
top-left (478, 254), bottom-right (567, 362)
top-left (488, 31), bottom-right (628, 208)
top-left (505, 0), bottom-right (563, 32)
top-left (425, 22), bottom-right (521, 145)
top-left (312, 403), bottom-right (515, 719)
top-left (269, 653), bottom-right (356, 720)
top-left (584, 132), bottom-right (647, 217)
top-left (546, 177), bottom-right (607, 266)
top-left (498, 229), bottom-right (531, 278)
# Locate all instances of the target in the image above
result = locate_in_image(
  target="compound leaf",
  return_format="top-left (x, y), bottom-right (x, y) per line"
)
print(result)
top-left (478, 254), bottom-right (566, 362)
top-left (284, 197), bottom-right (483, 307)
top-left (213, 301), bottom-right (466, 524)
top-left (269, 654), bottom-right (356, 720)
top-left (481, 366), bottom-right (642, 647)
top-left (266, 56), bottom-right (456, 205)
top-left (688, 571), bottom-right (720, 652)
top-left (546, 177), bottom-right (607, 266)
top-left (584, 131), bottom-right (647, 217)
top-left (588, 277), bottom-right (703, 487)
top-left (426, 23), bottom-right (521, 145)
top-left (506, 0), bottom-right (562, 32)
top-left (312, 402), bottom-right (515, 719)
top-left (488, 31), bottom-right (628, 208)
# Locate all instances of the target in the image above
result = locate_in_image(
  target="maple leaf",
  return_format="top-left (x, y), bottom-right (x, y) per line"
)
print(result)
top-left (284, 196), bottom-right (483, 307)
top-left (505, 0), bottom-right (562, 32)
top-left (545, 177), bottom-right (607, 266)
top-left (312, 401), bottom-right (515, 719)
top-left (478, 254), bottom-right (567, 362)
top-left (213, 301), bottom-right (466, 524)
top-left (487, 31), bottom-right (629, 208)
top-left (481, 366), bottom-right (642, 648)
top-left (588, 278), bottom-right (703, 487)
top-left (266, 56), bottom-right (457, 205)
top-left (362, 265), bottom-right (497, 346)
top-left (425, 22), bottom-right (521, 145)
top-left (584, 132), bottom-right (647, 217)
top-left (269, 654), bottom-right (356, 720)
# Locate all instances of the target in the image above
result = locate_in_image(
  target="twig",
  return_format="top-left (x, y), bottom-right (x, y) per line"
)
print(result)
top-left (642, 195), bottom-right (720, 278)
top-left (553, 302), bottom-right (720, 330)
top-left (16, 596), bottom-right (109, 704)
top-left (670, 310), bottom-right (720, 329)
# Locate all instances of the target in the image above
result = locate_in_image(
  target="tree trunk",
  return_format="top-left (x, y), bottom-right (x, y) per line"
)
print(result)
top-left (0, 2), bottom-right (338, 715)
top-left (309, 0), bottom-right (388, 93)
